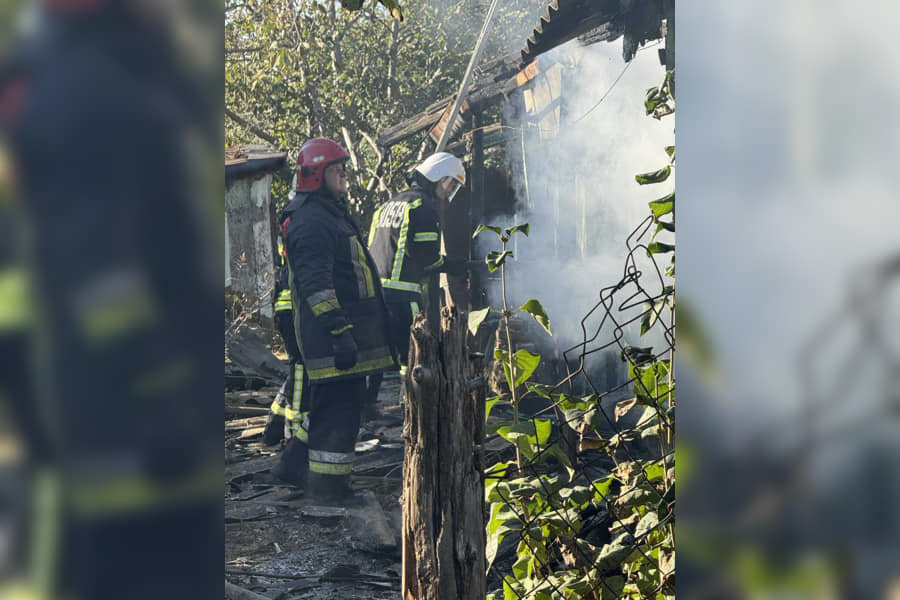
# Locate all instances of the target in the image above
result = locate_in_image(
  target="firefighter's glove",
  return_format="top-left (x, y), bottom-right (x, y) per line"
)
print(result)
top-left (443, 255), bottom-right (468, 276)
top-left (332, 330), bottom-right (358, 371)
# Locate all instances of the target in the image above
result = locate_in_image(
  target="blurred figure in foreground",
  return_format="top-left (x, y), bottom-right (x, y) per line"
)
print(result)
top-left (2, 0), bottom-right (222, 597)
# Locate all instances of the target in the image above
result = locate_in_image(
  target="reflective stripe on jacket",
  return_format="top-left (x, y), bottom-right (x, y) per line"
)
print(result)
top-left (367, 186), bottom-right (444, 299)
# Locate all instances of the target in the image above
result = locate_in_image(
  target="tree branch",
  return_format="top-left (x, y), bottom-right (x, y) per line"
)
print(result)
top-left (225, 107), bottom-right (281, 148)
top-left (360, 131), bottom-right (383, 160)
top-left (341, 126), bottom-right (361, 172)
top-left (226, 47), bottom-right (263, 54)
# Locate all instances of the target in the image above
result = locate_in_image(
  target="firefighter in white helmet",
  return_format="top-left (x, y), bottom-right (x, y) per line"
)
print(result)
top-left (367, 152), bottom-right (467, 373)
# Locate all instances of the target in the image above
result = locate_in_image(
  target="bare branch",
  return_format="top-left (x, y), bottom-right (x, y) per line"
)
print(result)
top-left (360, 131), bottom-right (383, 160)
top-left (341, 127), bottom-right (361, 172)
top-left (225, 107), bottom-right (282, 148)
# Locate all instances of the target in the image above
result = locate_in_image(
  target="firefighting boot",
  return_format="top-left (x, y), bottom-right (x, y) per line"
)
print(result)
top-left (270, 437), bottom-right (308, 487)
top-left (262, 412), bottom-right (285, 446)
top-left (306, 472), bottom-right (359, 505)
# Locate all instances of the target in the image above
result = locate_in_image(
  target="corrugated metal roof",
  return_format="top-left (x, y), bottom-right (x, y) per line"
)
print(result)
top-left (519, 0), bottom-right (621, 66)
top-left (519, 0), bottom-right (671, 66)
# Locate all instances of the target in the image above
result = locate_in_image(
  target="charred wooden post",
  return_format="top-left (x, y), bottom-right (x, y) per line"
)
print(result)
top-left (402, 307), bottom-right (486, 600)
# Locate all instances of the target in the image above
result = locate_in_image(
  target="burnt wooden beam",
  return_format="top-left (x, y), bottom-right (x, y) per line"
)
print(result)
top-left (376, 53), bottom-right (522, 148)
top-left (443, 122), bottom-right (509, 156)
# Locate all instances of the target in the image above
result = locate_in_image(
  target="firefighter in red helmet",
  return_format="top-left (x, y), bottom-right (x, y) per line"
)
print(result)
top-left (274, 137), bottom-right (397, 502)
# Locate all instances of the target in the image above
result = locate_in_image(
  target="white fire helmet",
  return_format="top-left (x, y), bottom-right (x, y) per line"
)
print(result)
top-left (414, 152), bottom-right (466, 202)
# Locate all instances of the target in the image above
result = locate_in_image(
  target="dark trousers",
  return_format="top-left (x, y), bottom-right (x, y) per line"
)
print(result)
top-left (385, 293), bottom-right (423, 368)
top-left (306, 376), bottom-right (366, 479)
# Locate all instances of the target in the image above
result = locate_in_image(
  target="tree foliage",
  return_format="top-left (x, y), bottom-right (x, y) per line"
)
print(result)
top-left (225, 0), bottom-right (545, 224)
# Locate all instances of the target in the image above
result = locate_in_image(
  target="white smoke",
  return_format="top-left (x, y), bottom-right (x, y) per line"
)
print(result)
top-left (477, 37), bottom-right (674, 367)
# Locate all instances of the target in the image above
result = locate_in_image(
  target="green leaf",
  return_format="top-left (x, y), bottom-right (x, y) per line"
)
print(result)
top-left (500, 348), bottom-right (540, 389)
top-left (502, 578), bottom-right (523, 600)
top-left (512, 553), bottom-right (531, 580)
top-left (485, 396), bottom-right (503, 423)
top-left (640, 297), bottom-right (669, 336)
top-left (519, 299), bottom-right (552, 336)
top-left (496, 419), bottom-right (552, 461)
top-left (592, 474), bottom-right (617, 502)
top-left (635, 511), bottom-right (660, 538)
top-left (486, 502), bottom-right (520, 570)
top-left (649, 191), bottom-right (674, 217)
top-left (513, 349), bottom-right (540, 387)
top-left (473, 224), bottom-right (502, 239)
top-left (654, 220), bottom-right (675, 235)
top-left (665, 145), bottom-right (675, 158)
top-left (558, 485), bottom-right (593, 507)
top-left (596, 533), bottom-right (635, 571)
top-left (486, 250), bottom-right (514, 272)
top-left (525, 382), bottom-right (560, 399)
top-left (505, 223), bottom-right (530, 237)
top-left (546, 444), bottom-right (575, 480)
top-left (468, 307), bottom-right (491, 336)
top-left (635, 165), bottom-right (671, 185)
top-left (642, 461), bottom-right (665, 482)
top-left (484, 460), bottom-right (514, 481)
top-left (599, 575), bottom-right (626, 600)
top-left (648, 241), bottom-right (675, 255)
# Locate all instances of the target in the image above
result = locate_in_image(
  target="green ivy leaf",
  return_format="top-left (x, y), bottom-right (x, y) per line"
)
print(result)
top-left (647, 241), bottom-right (675, 255)
top-left (526, 382), bottom-right (558, 399)
top-left (592, 474), bottom-right (617, 502)
top-left (473, 224), bottom-right (502, 239)
top-left (505, 223), bottom-right (530, 237)
top-left (501, 348), bottom-right (541, 389)
top-left (486, 502), bottom-right (521, 571)
top-left (665, 145), bottom-right (675, 158)
top-left (649, 191), bottom-right (674, 217)
top-left (496, 419), bottom-right (552, 461)
top-left (635, 511), bottom-right (660, 538)
top-left (512, 553), bottom-right (532, 580)
top-left (643, 461), bottom-right (665, 482)
top-left (486, 250), bottom-right (514, 272)
top-left (545, 444), bottom-right (575, 480)
top-left (468, 307), bottom-right (491, 336)
top-left (599, 575), bottom-right (626, 600)
top-left (502, 578), bottom-right (523, 600)
top-left (559, 485), bottom-right (593, 507)
top-left (640, 297), bottom-right (670, 336)
top-left (635, 165), bottom-right (671, 185)
top-left (485, 395), bottom-right (503, 423)
top-left (596, 533), bottom-right (635, 571)
top-left (654, 220), bottom-right (675, 236)
top-left (484, 460), bottom-right (514, 481)
top-left (519, 299), bottom-right (552, 336)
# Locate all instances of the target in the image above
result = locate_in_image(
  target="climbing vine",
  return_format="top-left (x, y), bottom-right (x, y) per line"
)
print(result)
top-left (473, 69), bottom-right (675, 600)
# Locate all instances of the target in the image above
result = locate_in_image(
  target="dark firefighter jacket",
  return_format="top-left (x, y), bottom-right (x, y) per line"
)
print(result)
top-left (367, 184), bottom-right (444, 301)
top-left (283, 191), bottom-right (397, 382)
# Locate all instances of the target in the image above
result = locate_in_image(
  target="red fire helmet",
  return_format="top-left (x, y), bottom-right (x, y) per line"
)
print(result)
top-left (295, 138), bottom-right (350, 192)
